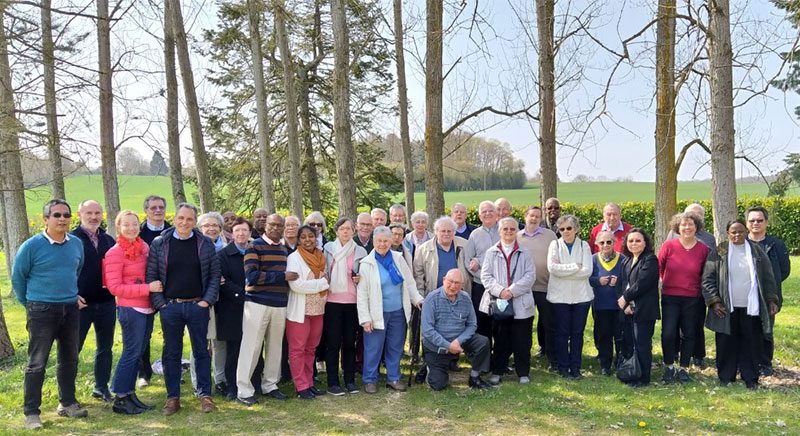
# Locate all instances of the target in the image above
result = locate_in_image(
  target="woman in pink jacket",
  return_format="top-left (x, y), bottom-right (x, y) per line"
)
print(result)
top-left (103, 210), bottom-right (160, 414)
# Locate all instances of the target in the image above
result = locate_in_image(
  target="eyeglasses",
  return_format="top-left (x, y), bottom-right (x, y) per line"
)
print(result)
top-left (598, 240), bottom-right (613, 245)
top-left (201, 223), bottom-right (220, 229)
top-left (547, 206), bottom-right (560, 210)
top-left (747, 219), bottom-right (764, 223)
top-left (49, 212), bottom-right (72, 219)
top-left (558, 226), bottom-right (573, 232)
top-left (308, 222), bottom-right (323, 228)
top-left (148, 206), bottom-right (165, 211)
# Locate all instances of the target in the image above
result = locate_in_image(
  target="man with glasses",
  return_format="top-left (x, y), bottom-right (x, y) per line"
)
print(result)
top-left (354, 212), bottom-right (374, 252)
top-left (465, 201), bottom-right (501, 340)
top-left (13, 199), bottom-right (87, 429)
top-left (140, 195), bottom-right (170, 245)
top-left (589, 202), bottom-right (632, 254)
top-left (542, 198), bottom-right (562, 237)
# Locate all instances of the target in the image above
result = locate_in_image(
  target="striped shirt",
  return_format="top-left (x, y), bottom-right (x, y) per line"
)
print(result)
top-left (244, 237), bottom-right (289, 307)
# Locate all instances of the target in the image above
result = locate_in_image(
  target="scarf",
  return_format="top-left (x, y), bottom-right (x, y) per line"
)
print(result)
top-left (298, 245), bottom-right (326, 278)
top-left (375, 250), bottom-right (403, 285)
top-left (329, 239), bottom-right (356, 294)
top-left (727, 241), bottom-right (760, 316)
top-left (597, 252), bottom-right (620, 271)
top-left (118, 236), bottom-right (146, 261)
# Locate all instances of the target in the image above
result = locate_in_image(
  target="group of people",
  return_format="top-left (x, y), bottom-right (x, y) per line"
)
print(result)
top-left (10, 195), bottom-right (791, 430)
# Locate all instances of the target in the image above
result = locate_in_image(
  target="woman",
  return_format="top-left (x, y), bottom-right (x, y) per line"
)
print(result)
top-left (403, 211), bottom-right (433, 257)
top-left (546, 214), bottom-right (593, 379)
top-left (658, 212), bottom-right (709, 383)
top-left (322, 218), bottom-right (368, 396)
top-left (103, 210), bottom-right (157, 414)
top-left (198, 212), bottom-right (228, 252)
top-left (304, 211), bottom-right (328, 249)
top-left (357, 226), bottom-right (424, 393)
top-left (389, 223), bottom-right (413, 268)
top-left (479, 217), bottom-right (535, 384)
top-left (617, 228), bottom-right (660, 387)
top-left (286, 225), bottom-right (330, 399)
top-left (197, 211), bottom-right (228, 393)
top-left (589, 231), bottom-right (625, 375)
top-left (702, 220), bottom-right (779, 389)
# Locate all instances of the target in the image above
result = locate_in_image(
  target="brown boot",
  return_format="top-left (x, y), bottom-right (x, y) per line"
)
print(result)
top-left (163, 398), bottom-right (181, 416)
top-left (200, 396), bottom-right (216, 413)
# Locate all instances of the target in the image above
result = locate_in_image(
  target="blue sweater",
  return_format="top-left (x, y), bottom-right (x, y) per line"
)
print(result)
top-left (589, 252), bottom-right (625, 311)
top-left (12, 233), bottom-right (84, 305)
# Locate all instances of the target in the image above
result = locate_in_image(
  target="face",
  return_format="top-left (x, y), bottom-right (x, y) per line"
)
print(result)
top-left (374, 233), bottom-right (392, 255)
top-left (436, 224), bottom-right (455, 245)
top-left (391, 227), bottom-right (405, 246)
top-left (265, 215), bottom-right (285, 241)
top-left (499, 220), bottom-right (518, 244)
top-left (728, 222), bottom-right (747, 245)
top-left (78, 201), bottom-right (103, 231)
top-left (412, 217), bottom-right (428, 234)
top-left (626, 232), bottom-right (645, 255)
top-left (746, 211), bottom-right (767, 235)
top-left (45, 203), bottom-right (72, 235)
top-left (603, 205), bottom-right (621, 229)
top-left (443, 272), bottom-right (464, 298)
top-left (174, 206), bottom-right (197, 237)
top-left (357, 216), bottom-right (374, 238)
top-left (223, 212), bottom-right (236, 231)
top-left (559, 221), bottom-right (577, 242)
top-left (119, 214), bottom-right (141, 241)
top-left (525, 208), bottom-right (542, 228)
top-left (496, 201), bottom-right (511, 218)
top-left (451, 205), bottom-right (466, 226)
top-left (390, 209), bottom-right (406, 224)
top-left (372, 212), bottom-right (387, 227)
top-left (678, 218), bottom-right (697, 238)
top-left (284, 218), bottom-right (300, 239)
top-left (478, 204), bottom-right (497, 227)
top-left (200, 218), bottom-right (221, 240)
top-left (299, 228), bottom-right (317, 251)
top-left (253, 209), bottom-right (269, 231)
top-left (145, 199), bottom-right (166, 223)
top-left (232, 222), bottom-right (250, 245)
top-left (545, 200), bottom-right (561, 221)
top-left (595, 234), bottom-right (615, 256)
top-left (307, 219), bottom-right (324, 236)
top-left (336, 221), bottom-right (355, 243)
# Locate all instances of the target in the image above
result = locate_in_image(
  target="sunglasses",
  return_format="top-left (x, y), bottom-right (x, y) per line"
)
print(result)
top-left (558, 226), bottom-right (573, 232)
top-left (597, 240), bottom-right (613, 245)
top-left (547, 206), bottom-right (561, 210)
top-left (49, 212), bottom-right (72, 219)
top-left (308, 222), bottom-right (323, 228)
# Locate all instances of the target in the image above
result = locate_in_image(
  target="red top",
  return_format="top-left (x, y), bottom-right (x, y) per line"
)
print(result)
top-left (589, 221), bottom-right (632, 253)
top-left (657, 238), bottom-right (710, 297)
top-left (102, 242), bottom-right (151, 308)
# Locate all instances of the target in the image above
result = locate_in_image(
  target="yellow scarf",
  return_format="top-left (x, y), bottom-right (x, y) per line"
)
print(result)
top-left (597, 252), bottom-right (620, 272)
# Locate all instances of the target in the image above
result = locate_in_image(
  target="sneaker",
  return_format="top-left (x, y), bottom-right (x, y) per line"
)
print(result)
top-left (760, 365), bottom-right (774, 377)
top-left (345, 382), bottom-right (360, 394)
top-left (215, 382), bottom-right (228, 396)
top-left (519, 376), bottom-right (530, 384)
top-left (468, 375), bottom-right (492, 389)
top-left (56, 403), bottom-right (88, 418)
top-left (24, 414), bottom-right (43, 430)
top-left (297, 389), bottom-right (316, 400)
top-left (137, 377), bottom-right (150, 388)
top-left (328, 385), bottom-right (346, 396)
top-left (310, 386), bottom-right (326, 396)
top-left (693, 357), bottom-right (707, 369)
top-left (92, 388), bottom-right (113, 402)
top-left (237, 396), bottom-right (258, 406)
top-left (677, 368), bottom-right (692, 383)
top-left (129, 392), bottom-right (154, 411)
top-left (488, 374), bottom-right (501, 385)
top-left (112, 396), bottom-right (145, 415)
top-left (264, 389), bottom-right (288, 401)
top-left (662, 366), bottom-right (676, 384)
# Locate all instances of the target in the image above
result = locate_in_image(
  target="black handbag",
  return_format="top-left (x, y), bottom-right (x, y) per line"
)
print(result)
top-left (617, 321), bottom-right (642, 383)
top-left (489, 297), bottom-right (514, 320)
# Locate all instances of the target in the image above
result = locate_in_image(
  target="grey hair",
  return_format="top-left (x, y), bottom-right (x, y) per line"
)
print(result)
top-left (198, 211), bottom-right (224, 228)
top-left (410, 211), bottom-right (429, 225)
top-left (451, 202), bottom-right (467, 211)
top-left (389, 203), bottom-right (407, 216)
top-left (371, 208), bottom-right (387, 218)
top-left (304, 211), bottom-right (326, 230)
top-left (176, 202), bottom-right (199, 217)
top-left (143, 195), bottom-right (167, 210)
top-left (285, 215), bottom-right (301, 226)
top-left (478, 200), bottom-right (496, 212)
top-left (603, 202), bottom-right (621, 212)
top-left (357, 212), bottom-right (373, 223)
top-left (43, 198), bottom-right (71, 217)
top-left (556, 214), bottom-right (580, 230)
top-left (596, 230), bottom-right (615, 241)
top-left (433, 216), bottom-right (456, 231)
top-left (498, 217), bottom-right (519, 229)
top-left (372, 225), bottom-right (393, 240)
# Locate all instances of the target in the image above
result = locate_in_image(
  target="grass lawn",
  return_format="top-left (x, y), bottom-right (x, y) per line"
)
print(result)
top-left (0, 256), bottom-right (798, 434)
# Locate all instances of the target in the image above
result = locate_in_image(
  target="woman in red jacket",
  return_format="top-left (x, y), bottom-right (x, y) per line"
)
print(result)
top-left (103, 210), bottom-right (160, 414)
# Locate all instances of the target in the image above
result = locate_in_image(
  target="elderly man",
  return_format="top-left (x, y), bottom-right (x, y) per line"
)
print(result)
top-left (251, 207), bottom-right (270, 240)
top-left (354, 212), bottom-right (375, 253)
top-left (465, 200), bottom-right (500, 339)
top-left (13, 199), bottom-right (88, 429)
top-left (140, 195), bottom-right (170, 245)
top-left (371, 208), bottom-right (388, 227)
top-left (517, 205), bottom-right (558, 370)
top-left (147, 203), bottom-right (220, 415)
top-left (451, 203), bottom-right (477, 239)
top-left (421, 269), bottom-right (492, 390)
top-left (495, 198), bottom-right (524, 230)
top-left (589, 202), bottom-right (632, 253)
top-left (71, 200), bottom-right (116, 402)
top-left (746, 206), bottom-right (791, 376)
top-left (542, 197), bottom-right (562, 237)
top-left (389, 203), bottom-right (408, 226)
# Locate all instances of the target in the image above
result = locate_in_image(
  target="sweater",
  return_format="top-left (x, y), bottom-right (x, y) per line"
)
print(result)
top-left (71, 226), bottom-right (115, 304)
top-left (589, 252), bottom-right (626, 310)
top-left (658, 238), bottom-right (709, 298)
top-left (517, 227), bottom-right (558, 292)
top-left (421, 288), bottom-right (477, 353)
top-left (102, 242), bottom-right (151, 309)
top-left (545, 238), bottom-right (594, 304)
top-left (139, 221), bottom-right (171, 245)
top-left (589, 221), bottom-right (632, 254)
top-left (243, 237), bottom-right (290, 307)
top-left (164, 235), bottom-right (203, 299)
top-left (286, 250), bottom-right (329, 323)
top-left (464, 224), bottom-right (500, 285)
top-left (12, 232), bottom-right (84, 305)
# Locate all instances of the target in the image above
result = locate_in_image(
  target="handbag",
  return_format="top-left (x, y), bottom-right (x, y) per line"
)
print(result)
top-left (489, 297), bottom-right (514, 320)
top-left (617, 320), bottom-right (642, 383)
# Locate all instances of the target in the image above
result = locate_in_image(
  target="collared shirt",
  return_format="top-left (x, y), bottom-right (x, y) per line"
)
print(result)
top-left (455, 223), bottom-right (467, 234)
top-left (421, 288), bottom-right (477, 353)
top-left (263, 235), bottom-right (281, 246)
top-left (146, 221), bottom-right (166, 232)
top-left (42, 230), bottom-right (71, 245)
top-left (601, 221), bottom-right (625, 232)
top-left (172, 230), bottom-right (194, 240)
top-left (520, 227), bottom-right (543, 238)
top-left (80, 225), bottom-right (99, 249)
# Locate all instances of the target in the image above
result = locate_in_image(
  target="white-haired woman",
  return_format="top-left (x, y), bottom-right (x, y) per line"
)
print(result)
top-left (196, 211), bottom-right (228, 392)
top-left (304, 211), bottom-right (327, 249)
top-left (198, 212), bottom-right (228, 253)
top-left (403, 211), bottom-right (433, 258)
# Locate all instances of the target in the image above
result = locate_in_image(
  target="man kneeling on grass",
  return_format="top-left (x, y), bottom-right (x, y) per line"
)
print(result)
top-left (421, 269), bottom-right (492, 390)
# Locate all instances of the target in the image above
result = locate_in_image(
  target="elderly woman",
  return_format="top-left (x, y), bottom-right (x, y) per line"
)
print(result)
top-left (102, 210), bottom-right (156, 414)
top-left (479, 217), bottom-right (535, 385)
top-left (198, 212), bottom-right (228, 252)
top-left (658, 212), bottom-right (709, 384)
top-left (389, 223), bottom-right (413, 268)
top-left (702, 220), bottom-right (779, 389)
top-left (403, 211), bottom-right (433, 257)
top-left (617, 228), bottom-right (660, 387)
top-left (357, 226), bottom-right (424, 393)
top-left (196, 212), bottom-right (228, 393)
top-left (589, 231), bottom-right (625, 375)
top-left (547, 214), bottom-right (593, 379)
top-left (304, 211), bottom-right (327, 249)
top-left (284, 216), bottom-right (301, 253)
top-left (322, 218), bottom-right (368, 395)
top-left (286, 225), bottom-right (330, 399)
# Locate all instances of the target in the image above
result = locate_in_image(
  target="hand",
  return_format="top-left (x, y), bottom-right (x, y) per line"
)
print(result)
top-left (352, 274), bottom-right (360, 284)
top-left (448, 339), bottom-right (463, 354)
top-left (769, 301), bottom-right (779, 316)
top-left (220, 276), bottom-right (226, 285)
top-left (197, 300), bottom-right (209, 308)
top-left (499, 289), bottom-right (513, 300)
top-left (77, 296), bottom-right (87, 310)
top-left (149, 280), bottom-right (163, 293)
top-left (285, 271), bottom-right (299, 282)
top-left (624, 306), bottom-right (634, 315)
top-left (317, 271), bottom-right (326, 280)
top-left (416, 300), bottom-right (423, 310)
top-left (362, 322), bottom-right (373, 333)
top-left (609, 275), bottom-right (618, 286)
top-left (599, 276), bottom-right (610, 286)
top-left (468, 259), bottom-right (480, 273)
top-left (617, 296), bottom-right (627, 310)
top-left (307, 271), bottom-right (315, 280)
top-left (712, 303), bottom-right (727, 319)
top-left (319, 290), bottom-right (329, 297)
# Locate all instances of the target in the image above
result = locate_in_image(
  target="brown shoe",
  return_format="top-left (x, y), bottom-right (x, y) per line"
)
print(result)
top-left (364, 383), bottom-right (378, 394)
top-left (385, 381), bottom-right (407, 392)
top-left (163, 398), bottom-right (181, 416)
top-left (200, 396), bottom-right (215, 413)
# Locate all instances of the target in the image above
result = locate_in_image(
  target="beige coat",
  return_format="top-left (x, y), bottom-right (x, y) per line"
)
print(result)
top-left (357, 250), bottom-right (424, 330)
top-left (413, 236), bottom-right (472, 297)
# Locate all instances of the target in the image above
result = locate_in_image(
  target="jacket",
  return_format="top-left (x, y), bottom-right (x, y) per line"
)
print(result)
top-left (546, 238), bottom-right (594, 304)
top-left (102, 241), bottom-right (151, 309)
top-left (71, 226), bottom-right (115, 304)
top-left (617, 252), bottom-right (660, 322)
top-left (478, 243), bottom-right (535, 319)
top-left (413, 236), bottom-right (471, 298)
top-left (146, 228), bottom-right (221, 310)
top-left (751, 235), bottom-right (791, 307)
top-left (403, 231), bottom-right (434, 259)
top-left (216, 242), bottom-right (247, 341)
top-left (286, 250), bottom-right (329, 323)
top-left (356, 250), bottom-right (424, 330)
top-left (701, 240), bottom-right (779, 335)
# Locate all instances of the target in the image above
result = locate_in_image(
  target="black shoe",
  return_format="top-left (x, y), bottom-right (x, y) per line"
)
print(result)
top-left (237, 396), bottom-right (258, 406)
top-left (677, 368), bottom-right (692, 383)
top-left (415, 366), bottom-right (428, 384)
top-left (92, 388), bottom-right (113, 403)
top-left (559, 369), bottom-right (572, 379)
top-left (468, 376), bottom-right (492, 389)
top-left (129, 392), bottom-right (154, 410)
top-left (601, 367), bottom-right (611, 376)
top-left (745, 381), bottom-right (760, 390)
top-left (310, 386), bottom-right (326, 396)
top-left (760, 365), bottom-right (774, 376)
top-left (215, 382), bottom-right (228, 396)
top-left (264, 389), bottom-right (288, 401)
top-left (548, 363), bottom-right (559, 373)
top-left (449, 360), bottom-right (462, 372)
top-left (297, 389), bottom-right (316, 400)
top-left (112, 396), bottom-right (145, 415)
top-left (328, 385), bottom-right (346, 396)
top-left (662, 366), bottom-right (676, 384)
top-left (692, 357), bottom-right (707, 369)
top-left (225, 393), bottom-right (237, 401)
top-left (345, 382), bottom-right (359, 394)
top-left (570, 370), bottom-right (583, 380)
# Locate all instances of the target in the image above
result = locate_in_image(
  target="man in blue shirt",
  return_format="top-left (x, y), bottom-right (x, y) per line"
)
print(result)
top-left (12, 199), bottom-right (87, 429)
top-left (421, 269), bottom-right (491, 390)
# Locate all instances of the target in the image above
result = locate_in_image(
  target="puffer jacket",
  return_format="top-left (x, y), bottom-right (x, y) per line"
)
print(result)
top-left (102, 241), bottom-right (151, 309)
top-left (478, 242), bottom-right (536, 319)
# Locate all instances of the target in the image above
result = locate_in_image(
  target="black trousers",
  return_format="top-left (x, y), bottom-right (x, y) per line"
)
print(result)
top-left (470, 282), bottom-right (493, 341)
top-left (224, 339), bottom-right (264, 397)
top-left (661, 295), bottom-right (702, 367)
top-left (533, 292), bottom-right (556, 366)
top-left (424, 334), bottom-right (490, 391)
top-left (592, 307), bottom-right (623, 370)
top-left (761, 313), bottom-right (776, 367)
top-left (409, 306), bottom-right (422, 360)
top-left (675, 300), bottom-right (707, 360)
top-left (324, 302), bottom-right (359, 386)
top-left (491, 316), bottom-right (533, 376)
top-left (716, 308), bottom-right (763, 384)
top-left (621, 318), bottom-right (655, 385)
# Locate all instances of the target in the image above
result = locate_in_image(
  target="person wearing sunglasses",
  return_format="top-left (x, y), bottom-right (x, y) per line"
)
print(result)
top-left (588, 231), bottom-right (625, 376)
top-left (542, 197), bottom-right (562, 237)
top-left (546, 214), bottom-right (593, 379)
top-left (589, 203), bottom-right (632, 254)
top-left (13, 199), bottom-right (88, 429)
top-left (304, 211), bottom-right (328, 250)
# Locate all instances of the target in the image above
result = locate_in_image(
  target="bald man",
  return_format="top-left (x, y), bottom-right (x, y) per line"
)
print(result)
top-left (495, 198), bottom-right (524, 230)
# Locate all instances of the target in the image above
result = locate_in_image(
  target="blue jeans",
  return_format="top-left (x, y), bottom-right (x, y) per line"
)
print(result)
top-left (159, 301), bottom-right (211, 398)
top-left (362, 310), bottom-right (407, 384)
top-left (112, 307), bottom-right (154, 396)
top-left (553, 302), bottom-right (591, 372)
top-left (78, 300), bottom-right (117, 392)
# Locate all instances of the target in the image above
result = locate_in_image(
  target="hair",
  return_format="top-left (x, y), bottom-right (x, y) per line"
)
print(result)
top-left (595, 230), bottom-right (616, 242)
top-left (433, 216), bottom-right (456, 232)
top-left (372, 225), bottom-right (392, 239)
top-left (498, 217), bottom-right (519, 229)
top-left (304, 211), bottom-right (326, 230)
top-left (494, 198), bottom-right (511, 208)
top-left (544, 197), bottom-right (560, 206)
top-left (451, 202), bottom-right (467, 212)
top-left (670, 211), bottom-right (704, 234)
top-left (726, 219), bottom-right (747, 231)
top-left (78, 199), bottom-right (101, 211)
top-left (556, 214), bottom-right (580, 230)
top-left (478, 200), bottom-right (496, 212)
top-left (356, 212), bottom-right (373, 224)
top-left (284, 215), bottom-right (301, 226)
top-left (334, 217), bottom-right (354, 232)
top-left (114, 209), bottom-right (140, 229)
top-left (43, 198), bottom-right (71, 217)
top-left (198, 211), bottom-right (224, 228)
top-left (684, 203), bottom-right (705, 215)
top-left (175, 202), bottom-right (199, 218)
top-left (370, 208), bottom-right (387, 218)
top-left (231, 217), bottom-right (252, 230)
top-left (389, 222), bottom-right (408, 233)
top-left (745, 206), bottom-right (769, 221)
top-left (524, 205), bottom-right (542, 215)
top-left (603, 202), bottom-right (621, 213)
top-left (389, 203), bottom-right (407, 218)
top-left (622, 227), bottom-right (653, 258)
top-left (143, 195), bottom-right (167, 211)
top-left (297, 225), bottom-right (317, 239)
top-left (410, 211), bottom-right (429, 225)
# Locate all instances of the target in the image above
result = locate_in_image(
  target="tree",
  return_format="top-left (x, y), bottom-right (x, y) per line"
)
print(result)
top-left (424, 0), bottom-right (444, 217)
top-left (164, 0), bottom-right (186, 204)
top-left (97, 0), bottom-right (121, 236)
top-left (40, 0), bottom-right (65, 200)
top-left (150, 150), bottom-right (168, 176)
top-left (654, 0), bottom-right (677, 247)
top-left (117, 147), bottom-right (149, 175)
top-left (536, 0), bottom-right (557, 203)
top-left (393, 0), bottom-right (414, 213)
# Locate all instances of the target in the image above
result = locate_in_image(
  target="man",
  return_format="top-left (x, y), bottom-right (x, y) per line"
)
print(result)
top-left (71, 200), bottom-right (116, 402)
top-left (251, 207), bottom-right (270, 240)
top-left (389, 203), bottom-right (408, 226)
top-left (12, 199), bottom-right (88, 429)
top-left (354, 212), bottom-right (375, 253)
top-left (588, 202), bottom-right (632, 253)
top-left (222, 211), bottom-right (237, 242)
top-left (451, 202), bottom-right (477, 240)
top-left (464, 200), bottom-right (500, 339)
top-left (371, 208), bottom-right (388, 227)
top-left (147, 203), bottom-right (220, 415)
top-left (746, 206), bottom-right (791, 376)
top-left (421, 269), bottom-right (492, 390)
top-left (517, 206), bottom-right (558, 371)
top-left (237, 214), bottom-right (298, 405)
top-left (542, 197), bottom-right (562, 237)
top-left (412, 217), bottom-right (472, 380)
top-left (495, 198), bottom-right (523, 230)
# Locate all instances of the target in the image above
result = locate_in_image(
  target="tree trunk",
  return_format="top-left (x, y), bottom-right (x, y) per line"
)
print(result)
top-left (424, 0), bottom-right (444, 218)
top-left (330, 0), bottom-right (357, 218)
top-left (41, 0), bottom-right (65, 200)
top-left (708, 0), bottom-right (737, 241)
top-left (97, 0), bottom-right (120, 236)
top-left (654, 0), bottom-right (677, 248)
top-left (299, 75), bottom-right (322, 211)
top-left (170, 0), bottom-right (213, 212)
top-left (247, 0), bottom-right (276, 213)
top-left (164, 0), bottom-right (186, 205)
top-left (536, 0), bottom-right (557, 204)
top-left (393, 0), bottom-right (415, 213)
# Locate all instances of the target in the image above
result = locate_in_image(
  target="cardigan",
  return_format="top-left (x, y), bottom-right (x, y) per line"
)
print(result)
top-left (286, 251), bottom-right (330, 323)
top-left (356, 250), bottom-right (423, 330)
top-left (545, 237), bottom-right (594, 304)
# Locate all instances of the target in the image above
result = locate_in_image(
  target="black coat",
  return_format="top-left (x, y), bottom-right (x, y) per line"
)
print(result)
top-left (618, 252), bottom-right (660, 322)
top-left (70, 226), bottom-right (115, 304)
top-left (215, 242), bottom-right (246, 341)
